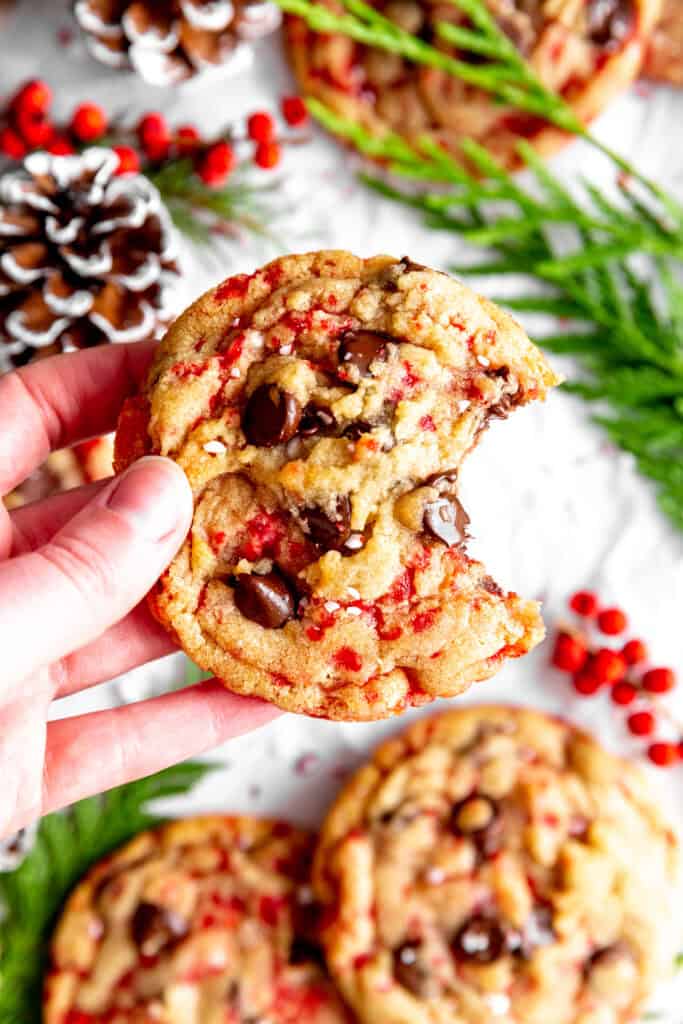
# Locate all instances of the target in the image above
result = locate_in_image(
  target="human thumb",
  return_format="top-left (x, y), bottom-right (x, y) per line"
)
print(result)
top-left (1, 456), bottom-right (193, 686)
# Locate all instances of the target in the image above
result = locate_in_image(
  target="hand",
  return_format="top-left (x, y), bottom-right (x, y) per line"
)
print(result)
top-left (0, 342), bottom-right (279, 839)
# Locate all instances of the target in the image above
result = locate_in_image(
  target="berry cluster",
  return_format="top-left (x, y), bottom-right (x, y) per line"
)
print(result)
top-left (552, 591), bottom-right (680, 768)
top-left (0, 79), bottom-right (309, 188)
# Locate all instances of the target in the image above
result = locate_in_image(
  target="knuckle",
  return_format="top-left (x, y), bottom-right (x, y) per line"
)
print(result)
top-left (38, 532), bottom-right (114, 609)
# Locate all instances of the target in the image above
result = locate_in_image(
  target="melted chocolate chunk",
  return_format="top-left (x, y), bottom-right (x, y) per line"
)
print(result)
top-left (243, 384), bottom-right (302, 447)
top-left (393, 941), bottom-right (437, 997)
top-left (131, 901), bottom-right (189, 958)
top-left (450, 796), bottom-right (503, 858)
top-left (452, 915), bottom-right (506, 964)
top-left (424, 495), bottom-right (469, 547)
top-left (300, 404), bottom-right (336, 437)
top-left (587, 0), bottom-right (633, 47)
top-left (586, 942), bottom-right (634, 974)
top-left (338, 330), bottom-right (389, 376)
top-left (233, 570), bottom-right (296, 628)
top-left (482, 575), bottom-right (504, 597)
top-left (302, 496), bottom-right (352, 551)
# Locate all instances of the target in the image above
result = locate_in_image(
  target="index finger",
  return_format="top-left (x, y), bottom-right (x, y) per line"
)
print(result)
top-left (0, 341), bottom-right (156, 495)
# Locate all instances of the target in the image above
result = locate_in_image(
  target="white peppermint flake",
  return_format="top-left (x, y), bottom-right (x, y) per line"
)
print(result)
top-left (425, 866), bottom-right (446, 885)
top-left (346, 587), bottom-right (361, 599)
top-left (457, 399), bottom-right (471, 413)
top-left (204, 440), bottom-right (227, 455)
top-left (476, 354), bottom-right (491, 367)
top-left (324, 601), bottom-right (340, 613)
top-left (484, 994), bottom-right (511, 1016)
top-left (229, 367), bottom-right (241, 378)
top-left (279, 343), bottom-right (293, 355)
top-left (346, 606), bottom-right (362, 617)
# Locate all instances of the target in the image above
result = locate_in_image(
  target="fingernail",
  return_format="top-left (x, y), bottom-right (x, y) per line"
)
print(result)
top-left (106, 456), bottom-right (191, 542)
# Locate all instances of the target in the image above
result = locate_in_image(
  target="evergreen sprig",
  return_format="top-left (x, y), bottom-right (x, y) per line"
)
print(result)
top-left (305, 103), bottom-right (683, 530)
top-left (0, 761), bottom-right (215, 1024)
top-left (148, 160), bottom-right (286, 247)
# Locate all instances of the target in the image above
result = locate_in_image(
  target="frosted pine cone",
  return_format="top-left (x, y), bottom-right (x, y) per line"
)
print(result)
top-left (73, 0), bottom-right (282, 86)
top-left (0, 148), bottom-right (179, 371)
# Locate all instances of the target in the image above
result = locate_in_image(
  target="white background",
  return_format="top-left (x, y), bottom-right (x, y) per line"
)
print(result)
top-left (4, 0), bottom-right (683, 1015)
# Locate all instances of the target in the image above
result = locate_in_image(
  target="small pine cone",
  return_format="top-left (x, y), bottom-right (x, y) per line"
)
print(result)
top-left (0, 148), bottom-right (180, 371)
top-left (73, 0), bottom-right (282, 85)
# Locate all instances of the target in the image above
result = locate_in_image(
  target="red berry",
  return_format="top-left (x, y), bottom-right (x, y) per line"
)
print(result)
top-left (0, 126), bottom-right (27, 159)
top-left (48, 136), bottom-right (76, 156)
top-left (176, 124), bottom-right (201, 155)
top-left (647, 742), bottom-right (680, 768)
top-left (137, 112), bottom-right (169, 153)
top-left (113, 145), bottom-right (141, 175)
top-left (610, 681), bottom-right (637, 706)
top-left (569, 590), bottom-right (599, 617)
top-left (281, 95), bottom-right (308, 127)
top-left (254, 140), bottom-right (281, 170)
top-left (69, 102), bottom-right (107, 142)
top-left (15, 110), bottom-right (54, 148)
top-left (596, 607), bottom-right (628, 636)
top-left (572, 670), bottom-right (602, 696)
top-left (627, 710), bottom-right (656, 736)
top-left (641, 667), bottom-right (676, 694)
top-left (247, 110), bottom-right (276, 143)
top-left (590, 648), bottom-right (626, 685)
top-left (197, 140), bottom-right (236, 186)
top-left (13, 78), bottom-right (52, 115)
top-left (621, 638), bottom-right (648, 665)
top-left (551, 632), bottom-right (588, 673)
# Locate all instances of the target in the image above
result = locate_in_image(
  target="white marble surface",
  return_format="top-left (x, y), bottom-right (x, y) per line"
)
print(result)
top-left (4, 0), bottom-right (683, 1015)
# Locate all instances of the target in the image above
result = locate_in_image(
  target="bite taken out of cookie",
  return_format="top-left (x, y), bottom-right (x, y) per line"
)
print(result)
top-left (115, 251), bottom-right (560, 720)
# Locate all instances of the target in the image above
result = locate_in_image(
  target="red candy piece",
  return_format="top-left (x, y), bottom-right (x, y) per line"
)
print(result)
top-left (69, 102), bottom-right (107, 142)
top-left (254, 140), bottom-right (282, 169)
top-left (334, 647), bottom-right (362, 672)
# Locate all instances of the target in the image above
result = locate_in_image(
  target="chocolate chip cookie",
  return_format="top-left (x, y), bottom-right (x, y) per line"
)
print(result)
top-left (643, 0), bottom-right (683, 85)
top-left (115, 251), bottom-right (559, 719)
top-left (285, 0), bottom-right (660, 167)
top-left (313, 705), bottom-right (683, 1024)
top-left (44, 816), bottom-right (352, 1024)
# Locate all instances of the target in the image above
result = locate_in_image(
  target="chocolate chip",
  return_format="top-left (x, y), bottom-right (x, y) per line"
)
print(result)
top-left (587, 943), bottom-right (633, 971)
top-left (452, 915), bottom-right (506, 964)
top-left (587, 0), bottom-right (633, 47)
top-left (343, 420), bottom-right (373, 441)
top-left (302, 496), bottom-right (352, 552)
top-left (233, 570), bottom-right (296, 628)
top-left (338, 330), bottom-right (389, 376)
top-left (131, 901), bottom-right (189, 958)
top-left (300, 404), bottom-right (336, 437)
top-left (243, 384), bottom-right (301, 447)
top-left (424, 495), bottom-right (469, 547)
top-left (450, 796), bottom-right (503, 858)
top-left (482, 575), bottom-right (504, 597)
top-left (393, 941), bottom-right (437, 997)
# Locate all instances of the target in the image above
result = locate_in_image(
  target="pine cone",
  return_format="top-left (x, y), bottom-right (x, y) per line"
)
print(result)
top-left (0, 148), bottom-right (179, 371)
top-left (73, 0), bottom-right (281, 85)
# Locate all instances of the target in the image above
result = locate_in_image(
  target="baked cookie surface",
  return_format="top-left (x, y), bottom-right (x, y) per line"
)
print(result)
top-left (313, 705), bottom-right (682, 1024)
top-left (285, 0), bottom-right (660, 166)
top-left (643, 0), bottom-right (683, 85)
top-left (44, 816), bottom-right (352, 1024)
top-left (115, 251), bottom-right (558, 720)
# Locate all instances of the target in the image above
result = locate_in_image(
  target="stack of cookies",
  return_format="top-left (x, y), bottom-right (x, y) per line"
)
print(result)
top-left (44, 706), bottom-right (682, 1024)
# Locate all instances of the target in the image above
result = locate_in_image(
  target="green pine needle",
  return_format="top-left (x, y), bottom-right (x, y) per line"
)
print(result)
top-left (0, 762), bottom-right (215, 1024)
